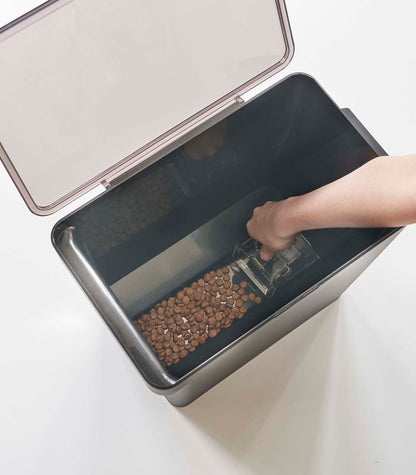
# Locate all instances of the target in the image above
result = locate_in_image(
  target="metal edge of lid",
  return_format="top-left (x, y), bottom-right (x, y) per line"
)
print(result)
top-left (0, 0), bottom-right (294, 216)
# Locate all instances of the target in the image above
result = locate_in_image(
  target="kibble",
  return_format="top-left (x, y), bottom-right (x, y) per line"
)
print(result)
top-left (135, 266), bottom-right (263, 366)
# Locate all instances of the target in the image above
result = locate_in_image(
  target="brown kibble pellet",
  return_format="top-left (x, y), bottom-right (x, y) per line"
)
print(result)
top-left (183, 295), bottom-right (190, 304)
top-left (204, 273), bottom-right (210, 281)
top-left (208, 329), bottom-right (218, 338)
top-left (242, 294), bottom-right (249, 302)
top-left (223, 267), bottom-right (230, 274)
top-left (191, 340), bottom-right (199, 348)
top-left (179, 349), bottom-right (188, 358)
top-left (216, 269), bottom-right (223, 277)
top-left (236, 299), bottom-right (243, 307)
top-left (232, 284), bottom-right (239, 291)
top-left (215, 312), bottom-right (223, 322)
top-left (177, 291), bottom-right (184, 299)
top-left (248, 293), bottom-right (256, 302)
top-left (198, 279), bottom-right (205, 287)
top-left (255, 296), bottom-right (262, 304)
top-left (238, 288), bottom-right (245, 295)
top-left (224, 282), bottom-right (231, 289)
top-left (157, 307), bottom-right (164, 315)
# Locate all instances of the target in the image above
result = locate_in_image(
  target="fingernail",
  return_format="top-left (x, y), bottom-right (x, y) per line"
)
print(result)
top-left (260, 250), bottom-right (273, 261)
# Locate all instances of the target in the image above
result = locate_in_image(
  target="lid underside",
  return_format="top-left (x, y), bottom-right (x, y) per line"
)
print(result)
top-left (0, 0), bottom-right (293, 214)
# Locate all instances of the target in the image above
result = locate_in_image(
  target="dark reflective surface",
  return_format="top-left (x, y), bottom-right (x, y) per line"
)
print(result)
top-left (61, 74), bottom-right (392, 377)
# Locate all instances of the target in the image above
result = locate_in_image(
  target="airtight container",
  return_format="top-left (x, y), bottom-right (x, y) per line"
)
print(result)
top-left (0, 0), bottom-right (400, 405)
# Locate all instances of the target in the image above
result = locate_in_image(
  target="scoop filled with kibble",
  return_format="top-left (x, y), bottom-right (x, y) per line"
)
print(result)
top-left (136, 267), bottom-right (262, 366)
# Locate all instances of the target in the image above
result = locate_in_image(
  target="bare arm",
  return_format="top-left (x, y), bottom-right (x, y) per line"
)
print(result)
top-left (247, 154), bottom-right (416, 260)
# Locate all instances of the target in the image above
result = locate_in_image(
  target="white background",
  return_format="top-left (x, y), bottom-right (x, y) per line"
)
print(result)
top-left (1, 1), bottom-right (416, 474)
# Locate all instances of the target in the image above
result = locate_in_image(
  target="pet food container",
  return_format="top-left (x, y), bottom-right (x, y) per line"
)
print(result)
top-left (0, 0), bottom-right (400, 405)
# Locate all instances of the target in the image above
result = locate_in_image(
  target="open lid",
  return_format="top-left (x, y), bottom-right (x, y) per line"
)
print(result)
top-left (0, 0), bottom-right (293, 215)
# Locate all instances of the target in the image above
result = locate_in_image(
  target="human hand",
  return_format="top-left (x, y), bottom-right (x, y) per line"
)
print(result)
top-left (246, 200), bottom-right (297, 260)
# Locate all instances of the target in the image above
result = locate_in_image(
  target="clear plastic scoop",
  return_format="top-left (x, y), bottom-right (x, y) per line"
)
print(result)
top-left (231, 234), bottom-right (319, 297)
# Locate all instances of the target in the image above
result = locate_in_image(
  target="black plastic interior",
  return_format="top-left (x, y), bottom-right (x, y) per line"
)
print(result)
top-left (58, 74), bottom-right (393, 377)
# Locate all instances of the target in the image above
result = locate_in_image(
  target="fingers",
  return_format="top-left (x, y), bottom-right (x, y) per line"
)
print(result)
top-left (246, 219), bottom-right (253, 236)
top-left (260, 245), bottom-right (275, 261)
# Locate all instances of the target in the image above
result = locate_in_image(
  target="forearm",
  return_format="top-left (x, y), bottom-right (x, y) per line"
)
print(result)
top-left (285, 154), bottom-right (416, 233)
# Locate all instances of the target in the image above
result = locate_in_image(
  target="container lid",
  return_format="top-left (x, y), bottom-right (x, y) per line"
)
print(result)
top-left (0, 0), bottom-right (293, 215)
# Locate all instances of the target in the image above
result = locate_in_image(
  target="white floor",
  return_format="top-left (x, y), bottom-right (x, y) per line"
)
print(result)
top-left (1, 1), bottom-right (416, 474)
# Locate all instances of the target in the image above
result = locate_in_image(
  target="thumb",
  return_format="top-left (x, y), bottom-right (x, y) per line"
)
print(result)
top-left (259, 245), bottom-right (275, 261)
